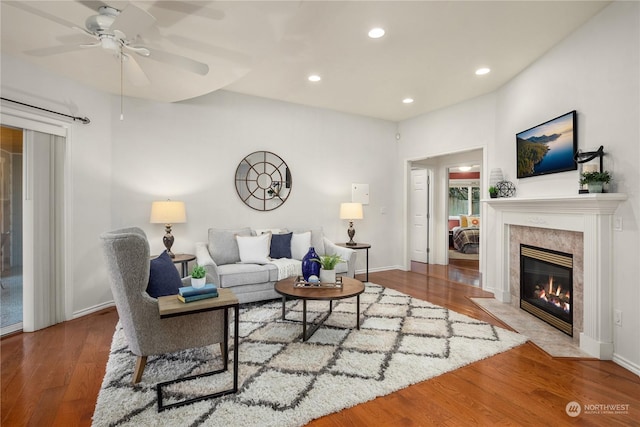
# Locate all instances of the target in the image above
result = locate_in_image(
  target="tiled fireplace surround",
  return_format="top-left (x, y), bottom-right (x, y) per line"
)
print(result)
top-left (487, 194), bottom-right (627, 359)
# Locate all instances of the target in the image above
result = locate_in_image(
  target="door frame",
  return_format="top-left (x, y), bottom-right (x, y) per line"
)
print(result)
top-left (403, 147), bottom-right (485, 272)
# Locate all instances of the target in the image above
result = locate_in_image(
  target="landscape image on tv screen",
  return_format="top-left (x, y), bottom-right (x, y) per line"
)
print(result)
top-left (516, 111), bottom-right (577, 179)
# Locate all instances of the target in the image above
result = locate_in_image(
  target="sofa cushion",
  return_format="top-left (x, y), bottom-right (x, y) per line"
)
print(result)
top-left (146, 251), bottom-right (181, 298)
top-left (270, 232), bottom-right (292, 259)
top-left (236, 233), bottom-right (271, 264)
top-left (208, 227), bottom-right (252, 265)
top-left (292, 228), bottom-right (325, 255)
top-left (217, 263), bottom-right (278, 287)
top-left (291, 231), bottom-right (311, 260)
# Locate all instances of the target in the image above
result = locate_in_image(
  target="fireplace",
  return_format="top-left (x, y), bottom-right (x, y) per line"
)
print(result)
top-left (520, 244), bottom-right (573, 336)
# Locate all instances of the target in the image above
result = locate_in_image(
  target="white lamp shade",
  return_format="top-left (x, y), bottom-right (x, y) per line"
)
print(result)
top-left (340, 202), bottom-right (363, 220)
top-left (150, 200), bottom-right (187, 224)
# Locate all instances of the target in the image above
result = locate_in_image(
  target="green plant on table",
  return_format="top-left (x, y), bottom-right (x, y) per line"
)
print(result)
top-left (312, 254), bottom-right (344, 270)
top-left (191, 264), bottom-right (206, 279)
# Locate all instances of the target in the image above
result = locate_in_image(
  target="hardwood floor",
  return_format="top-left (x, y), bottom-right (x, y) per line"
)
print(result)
top-left (3, 268), bottom-right (639, 426)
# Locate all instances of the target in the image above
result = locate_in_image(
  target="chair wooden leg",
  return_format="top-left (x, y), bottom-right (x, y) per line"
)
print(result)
top-left (132, 355), bottom-right (147, 384)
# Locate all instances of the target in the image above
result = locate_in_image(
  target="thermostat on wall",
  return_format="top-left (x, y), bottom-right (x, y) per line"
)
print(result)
top-left (352, 183), bottom-right (369, 205)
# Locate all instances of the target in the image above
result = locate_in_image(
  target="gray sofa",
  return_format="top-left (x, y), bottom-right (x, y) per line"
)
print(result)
top-left (195, 228), bottom-right (356, 304)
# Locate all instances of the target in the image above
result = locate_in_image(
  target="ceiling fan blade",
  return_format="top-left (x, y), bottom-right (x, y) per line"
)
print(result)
top-left (148, 1), bottom-right (224, 27)
top-left (123, 44), bottom-right (151, 57)
top-left (73, 25), bottom-right (99, 40)
top-left (110, 4), bottom-right (156, 39)
top-left (123, 55), bottom-right (151, 87)
top-left (24, 44), bottom-right (85, 57)
top-left (4, 1), bottom-right (81, 30)
top-left (165, 34), bottom-right (252, 66)
top-left (145, 48), bottom-right (209, 76)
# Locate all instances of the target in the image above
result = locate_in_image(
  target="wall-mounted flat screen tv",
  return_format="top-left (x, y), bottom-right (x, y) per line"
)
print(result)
top-left (516, 110), bottom-right (577, 179)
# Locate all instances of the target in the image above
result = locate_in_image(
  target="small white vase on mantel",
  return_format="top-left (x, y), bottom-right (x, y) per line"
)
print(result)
top-left (319, 268), bottom-right (336, 284)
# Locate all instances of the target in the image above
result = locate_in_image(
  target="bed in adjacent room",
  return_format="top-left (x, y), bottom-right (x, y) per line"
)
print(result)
top-left (451, 215), bottom-right (480, 254)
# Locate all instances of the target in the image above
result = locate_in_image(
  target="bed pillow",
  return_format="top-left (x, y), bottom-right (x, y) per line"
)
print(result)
top-left (459, 215), bottom-right (469, 227)
top-left (468, 216), bottom-right (480, 227)
top-left (291, 231), bottom-right (311, 260)
top-left (270, 232), bottom-right (293, 259)
top-left (146, 251), bottom-right (181, 298)
top-left (236, 233), bottom-right (271, 264)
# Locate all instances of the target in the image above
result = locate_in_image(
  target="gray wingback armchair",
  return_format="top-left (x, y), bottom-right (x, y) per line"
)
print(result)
top-left (100, 227), bottom-right (225, 384)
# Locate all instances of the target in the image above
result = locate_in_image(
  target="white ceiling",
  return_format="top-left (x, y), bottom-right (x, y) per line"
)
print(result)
top-left (1, 1), bottom-right (610, 122)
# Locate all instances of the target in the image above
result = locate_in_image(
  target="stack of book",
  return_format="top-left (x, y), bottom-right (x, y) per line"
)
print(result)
top-left (177, 284), bottom-right (218, 303)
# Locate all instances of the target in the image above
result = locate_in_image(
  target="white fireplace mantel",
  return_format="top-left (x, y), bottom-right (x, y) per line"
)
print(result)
top-left (485, 193), bottom-right (627, 360)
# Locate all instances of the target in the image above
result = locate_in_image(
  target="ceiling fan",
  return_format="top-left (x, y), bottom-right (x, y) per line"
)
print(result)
top-left (10, 1), bottom-right (210, 87)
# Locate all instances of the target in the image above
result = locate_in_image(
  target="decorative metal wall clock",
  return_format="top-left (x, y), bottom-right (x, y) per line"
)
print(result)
top-left (235, 151), bottom-right (292, 211)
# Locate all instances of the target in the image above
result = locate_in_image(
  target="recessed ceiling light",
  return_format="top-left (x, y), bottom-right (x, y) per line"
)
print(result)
top-left (368, 27), bottom-right (385, 39)
top-left (475, 67), bottom-right (491, 75)
top-left (458, 166), bottom-right (472, 172)
top-left (308, 74), bottom-right (321, 82)
top-left (402, 98), bottom-right (414, 104)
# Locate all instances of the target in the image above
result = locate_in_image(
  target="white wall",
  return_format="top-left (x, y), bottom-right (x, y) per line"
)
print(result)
top-left (1, 54), bottom-right (113, 317)
top-left (109, 90), bottom-right (401, 276)
top-left (398, 2), bottom-right (640, 371)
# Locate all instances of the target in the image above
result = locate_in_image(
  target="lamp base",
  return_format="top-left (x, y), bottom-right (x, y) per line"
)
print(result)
top-left (163, 224), bottom-right (175, 258)
top-left (346, 221), bottom-right (356, 246)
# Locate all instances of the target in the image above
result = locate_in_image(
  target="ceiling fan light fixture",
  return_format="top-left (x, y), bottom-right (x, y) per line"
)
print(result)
top-left (101, 36), bottom-right (120, 52)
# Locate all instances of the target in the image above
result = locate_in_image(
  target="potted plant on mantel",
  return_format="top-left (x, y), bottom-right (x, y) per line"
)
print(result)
top-left (190, 265), bottom-right (207, 289)
top-left (488, 186), bottom-right (498, 198)
top-left (580, 170), bottom-right (611, 194)
top-left (312, 254), bottom-right (344, 284)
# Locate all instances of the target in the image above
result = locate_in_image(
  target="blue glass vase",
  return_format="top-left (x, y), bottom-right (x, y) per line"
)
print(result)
top-left (301, 247), bottom-right (320, 281)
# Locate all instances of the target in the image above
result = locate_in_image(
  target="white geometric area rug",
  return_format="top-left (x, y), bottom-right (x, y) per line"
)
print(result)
top-left (92, 283), bottom-right (527, 427)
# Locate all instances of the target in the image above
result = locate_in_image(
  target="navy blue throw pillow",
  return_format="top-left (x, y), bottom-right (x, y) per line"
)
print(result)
top-left (270, 232), bottom-right (293, 259)
top-left (146, 250), bottom-right (182, 298)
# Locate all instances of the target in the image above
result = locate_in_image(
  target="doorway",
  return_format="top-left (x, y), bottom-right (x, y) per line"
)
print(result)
top-left (0, 117), bottom-right (67, 335)
top-left (406, 148), bottom-right (483, 274)
top-left (1, 126), bottom-right (23, 333)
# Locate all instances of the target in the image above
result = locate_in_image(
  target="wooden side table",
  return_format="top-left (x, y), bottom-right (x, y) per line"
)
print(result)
top-left (156, 288), bottom-right (239, 412)
top-left (337, 243), bottom-right (371, 282)
top-left (151, 253), bottom-right (195, 277)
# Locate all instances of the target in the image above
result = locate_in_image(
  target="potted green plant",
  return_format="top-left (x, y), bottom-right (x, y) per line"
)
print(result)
top-left (488, 186), bottom-right (498, 198)
top-left (579, 170), bottom-right (611, 193)
top-left (312, 254), bottom-right (344, 283)
top-left (190, 264), bottom-right (207, 289)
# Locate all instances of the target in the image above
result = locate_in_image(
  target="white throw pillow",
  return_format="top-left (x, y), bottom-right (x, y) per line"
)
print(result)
top-left (291, 231), bottom-right (311, 260)
top-left (236, 233), bottom-right (271, 264)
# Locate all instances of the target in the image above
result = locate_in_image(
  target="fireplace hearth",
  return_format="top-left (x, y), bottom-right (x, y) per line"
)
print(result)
top-left (520, 245), bottom-right (573, 336)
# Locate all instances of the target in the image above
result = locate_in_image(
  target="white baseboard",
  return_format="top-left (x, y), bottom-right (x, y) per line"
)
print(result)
top-left (355, 265), bottom-right (403, 276)
top-left (613, 353), bottom-right (640, 377)
top-left (72, 300), bottom-right (115, 319)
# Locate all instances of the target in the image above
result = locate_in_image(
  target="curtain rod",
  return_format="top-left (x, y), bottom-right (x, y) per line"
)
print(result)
top-left (1, 97), bottom-right (90, 124)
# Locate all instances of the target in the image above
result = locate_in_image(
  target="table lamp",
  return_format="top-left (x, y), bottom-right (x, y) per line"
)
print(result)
top-left (150, 200), bottom-right (186, 258)
top-left (340, 202), bottom-right (363, 246)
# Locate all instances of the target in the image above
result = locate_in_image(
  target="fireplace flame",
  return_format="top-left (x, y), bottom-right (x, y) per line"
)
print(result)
top-left (535, 276), bottom-right (570, 314)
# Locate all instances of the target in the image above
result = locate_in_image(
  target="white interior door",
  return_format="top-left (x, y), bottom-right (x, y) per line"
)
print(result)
top-left (410, 168), bottom-right (429, 263)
